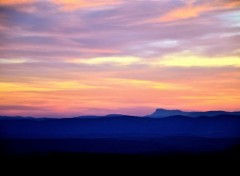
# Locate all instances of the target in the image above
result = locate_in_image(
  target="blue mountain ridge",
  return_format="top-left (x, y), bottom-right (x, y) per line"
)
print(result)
top-left (1, 108), bottom-right (240, 155)
top-left (148, 108), bottom-right (240, 118)
top-left (1, 108), bottom-right (240, 119)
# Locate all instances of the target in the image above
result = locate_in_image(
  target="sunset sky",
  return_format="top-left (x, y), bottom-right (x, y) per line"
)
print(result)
top-left (0, 0), bottom-right (240, 117)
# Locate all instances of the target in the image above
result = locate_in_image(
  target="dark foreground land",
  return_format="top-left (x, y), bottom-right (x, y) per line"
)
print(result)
top-left (1, 113), bottom-right (240, 170)
top-left (1, 137), bottom-right (240, 169)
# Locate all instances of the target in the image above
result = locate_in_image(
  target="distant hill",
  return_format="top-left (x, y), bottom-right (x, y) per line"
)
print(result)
top-left (1, 108), bottom-right (240, 120)
top-left (148, 108), bottom-right (240, 118)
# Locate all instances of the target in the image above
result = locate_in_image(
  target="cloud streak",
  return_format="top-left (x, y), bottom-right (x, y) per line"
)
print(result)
top-left (51, 0), bottom-right (123, 11)
top-left (153, 0), bottom-right (240, 22)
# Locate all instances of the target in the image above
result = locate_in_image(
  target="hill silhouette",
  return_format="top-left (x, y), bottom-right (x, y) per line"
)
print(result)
top-left (1, 108), bottom-right (240, 163)
top-left (149, 108), bottom-right (240, 117)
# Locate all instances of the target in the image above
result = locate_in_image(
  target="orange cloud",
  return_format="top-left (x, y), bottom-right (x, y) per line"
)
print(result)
top-left (51, 0), bottom-right (123, 11)
top-left (0, 0), bottom-right (34, 5)
top-left (152, 0), bottom-right (240, 22)
top-left (0, 0), bottom-right (123, 10)
top-left (159, 4), bottom-right (212, 22)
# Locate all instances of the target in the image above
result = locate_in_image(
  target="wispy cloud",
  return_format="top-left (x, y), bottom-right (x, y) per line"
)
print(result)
top-left (0, 0), bottom-right (34, 5)
top-left (153, 53), bottom-right (240, 67)
top-left (69, 56), bottom-right (140, 65)
top-left (51, 0), bottom-right (123, 11)
top-left (151, 0), bottom-right (240, 22)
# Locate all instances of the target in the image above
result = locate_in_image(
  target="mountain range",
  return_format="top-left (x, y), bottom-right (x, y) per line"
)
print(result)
top-left (148, 108), bottom-right (240, 118)
top-left (1, 108), bottom-right (240, 120)
top-left (1, 108), bottom-right (240, 155)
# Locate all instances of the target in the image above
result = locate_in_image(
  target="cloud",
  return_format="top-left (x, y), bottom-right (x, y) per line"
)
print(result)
top-left (0, 81), bottom-right (99, 92)
top-left (1, 0), bottom-right (239, 60)
top-left (51, 0), bottom-right (123, 11)
top-left (160, 4), bottom-right (212, 22)
top-left (69, 56), bottom-right (140, 65)
top-left (105, 78), bottom-right (189, 90)
top-left (154, 53), bottom-right (240, 67)
top-left (0, 58), bottom-right (29, 64)
top-left (0, 105), bottom-right (46, 111)
top-left (0, 0), bottom-right (35, 6)
top-left (151, 0), bottom-right (240, 22)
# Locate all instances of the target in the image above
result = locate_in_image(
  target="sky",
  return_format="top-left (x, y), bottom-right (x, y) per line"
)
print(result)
top-left (0, 0), bottom-right (240, 117)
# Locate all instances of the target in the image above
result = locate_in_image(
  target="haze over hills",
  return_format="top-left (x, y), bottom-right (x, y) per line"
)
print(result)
top-left (1, 108), bottom-right (240, 119)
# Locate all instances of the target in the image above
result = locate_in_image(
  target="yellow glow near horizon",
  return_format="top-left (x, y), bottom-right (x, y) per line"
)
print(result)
top-left (0, 81), bottom-right (96, 92)
top-left (67, 54), bottom-right (240, 68)
top-left (155, 54), bottom-right (240, 67)
top-left (106, 78), bottom-right (187, 90)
